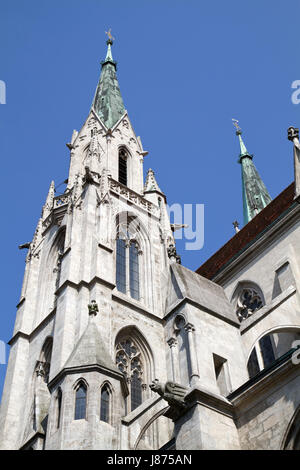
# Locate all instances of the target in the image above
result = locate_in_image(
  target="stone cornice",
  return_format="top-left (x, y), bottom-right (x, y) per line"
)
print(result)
top-left (183, 385), bottom-right (235, 419)
top-left (55, 275), bottom-right (116, 296)
top-left (8, 309), bottom-right (56, 346)
top-left (48, 364), bottom-right (129, 397)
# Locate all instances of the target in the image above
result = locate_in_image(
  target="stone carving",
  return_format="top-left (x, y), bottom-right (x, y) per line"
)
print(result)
top-left (236, 288), bottom-right (263, 322)
top-left (110, 178), bottom-right (157, 216)
top-left (88, 300), bottom-right (99, 317)
top-left (167, 244), bottom-right (181, 264)
top-left (35, 361), bottom-right (50, 382)
top-left (150, 380), bottom-right (188, 408)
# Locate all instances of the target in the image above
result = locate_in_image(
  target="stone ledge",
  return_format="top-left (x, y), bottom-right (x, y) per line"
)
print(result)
top-left (48, 364), bottom-right (129, 396)
top-left (184, 385), bottom-right (235, 419)
top-left (55, 275), bottom-right (116, 296)
top-left (9, 308), bottom-right (56, 345)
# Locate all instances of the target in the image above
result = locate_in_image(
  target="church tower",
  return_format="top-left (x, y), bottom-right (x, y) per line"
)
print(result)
top-left (0, 36), bottom-right (177, 450)
top-left (4, 34), bottom-right (294, 452)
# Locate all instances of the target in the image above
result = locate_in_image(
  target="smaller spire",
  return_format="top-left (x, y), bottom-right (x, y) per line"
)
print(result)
top-left (144, 168), bottom-right (163, 193)
top-left (92, 31), bottom-right (125, 129)
top-left (42, 180), bottom-right (55, 220)
top-left (232, 119), bottom-right (272, 225)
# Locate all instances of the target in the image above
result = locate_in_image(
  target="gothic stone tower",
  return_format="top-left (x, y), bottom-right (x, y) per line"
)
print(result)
top-left (0, 38), bottom-right (177, 450)
top-left (4, 38), bottom-right (299, 451)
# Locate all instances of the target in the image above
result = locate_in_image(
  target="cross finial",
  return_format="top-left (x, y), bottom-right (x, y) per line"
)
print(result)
top-left (232, 220), bottom-right (240, 233)
top-left (232, 118), bottom-right (242, 135)
top-left (105, 28), bottom-right (115, 44)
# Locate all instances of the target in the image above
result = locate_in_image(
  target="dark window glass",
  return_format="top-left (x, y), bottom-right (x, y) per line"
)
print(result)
top-left (75, 384), bottom-right (87, 420)
top-left (259, 335), bottom-right (275, 368)
top-left (100, 386), bottom-right (110, 423)
top-left (131, 370), bottom-right (142, 411)
top-left (247, 348), bottom-right (260, 378)
top-left (116, 238), bottom-right (126, 294)
top-left (129, 242), bottom-right (139, 300)
top-left (57, 388), bottom-right (62, 428)
top-left (119, 150), bottom-right (127, 186)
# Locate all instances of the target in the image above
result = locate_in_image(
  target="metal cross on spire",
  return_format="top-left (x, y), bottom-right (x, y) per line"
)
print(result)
top-left (232, 118), bottom-right (241, 134)
top-left (105, 28), bottom-right (115, 43)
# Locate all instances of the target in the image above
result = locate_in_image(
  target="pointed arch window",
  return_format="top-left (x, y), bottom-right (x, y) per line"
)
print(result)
top-left (131, 369), bottom-right (142, 411)
top-left (57, 388), bottom-right (62, 429)
top-left (116, 338), bottom-right (143, 412)
top-left (129, 242), bottom-right (140, 300)
top-left (119, 148), bottom-right (128, 186)
top-left (116, 216), bottom-right (141, 301)
top-left (74, 383), bottom-right (87, 420)
top-left (116, 238), bottom-right (127, 294)
top-left (100, 385), bottom-right (110, 423)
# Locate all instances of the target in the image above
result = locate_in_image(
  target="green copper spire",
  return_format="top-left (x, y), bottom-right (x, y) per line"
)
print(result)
top-left (232, 120), bottom-right (272, 225)
top-left (92, 34), bottom-right (126, 129)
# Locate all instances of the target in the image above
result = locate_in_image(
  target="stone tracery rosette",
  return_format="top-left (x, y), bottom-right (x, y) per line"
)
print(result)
top-left (236, 288), bottom-right (263, 322)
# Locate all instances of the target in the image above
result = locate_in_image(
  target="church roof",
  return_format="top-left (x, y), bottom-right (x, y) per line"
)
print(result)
top-left (167, 263), bottom-right (239, 325)
top-left (91, 39), bottom-right (126, 129)
top-left (64, 319), bottom-right (119, 373)
top-left (196, 182), bottom-right (295, 280)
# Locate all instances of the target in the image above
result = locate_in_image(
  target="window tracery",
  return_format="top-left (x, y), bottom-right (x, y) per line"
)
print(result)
top-left (116, 338), bottom-right (143, 411)
top-left (236, 287), bottom-right (263, 322)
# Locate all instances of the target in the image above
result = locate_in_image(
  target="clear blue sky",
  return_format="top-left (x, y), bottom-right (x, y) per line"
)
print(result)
top-left (0, 0), bottom-right (299, 400)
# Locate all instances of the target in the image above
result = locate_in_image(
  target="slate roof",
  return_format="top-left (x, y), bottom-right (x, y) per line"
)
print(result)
top-left (92, 41), bottom-right (126, 129)
top-left (168, 263), bottom-right (239, 325)
top-left (196, 183), bottom-right (295, 281)
top-left (64, 319), bottom-right (119, 373)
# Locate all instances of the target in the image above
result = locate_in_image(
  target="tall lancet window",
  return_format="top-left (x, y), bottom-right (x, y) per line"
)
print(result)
top-left (115, 216), bottom-right (141, 301)
top-left (74, 382), bottom-right (87, 420)
top-left (118, 148), bottom-right (127, 186)
top-left (116, 238), bottom-right (127, 294)
top-left (116, 339), bottom-right (143, 412)
top-left (129, 242), bottom-right (140, 300)
top-left (100, 385), bottom-right (110, 423)
top-left (56, 388), bottom-right (62, 429)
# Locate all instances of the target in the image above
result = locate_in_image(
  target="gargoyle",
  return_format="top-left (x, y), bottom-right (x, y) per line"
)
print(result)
top-left (149, 379), bottom-right (188, 408)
